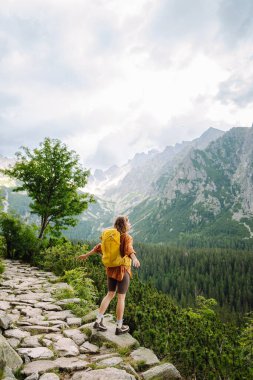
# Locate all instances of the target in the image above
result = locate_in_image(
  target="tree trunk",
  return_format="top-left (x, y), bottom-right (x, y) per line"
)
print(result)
top-left (38, 217), bottom-right (48, 239)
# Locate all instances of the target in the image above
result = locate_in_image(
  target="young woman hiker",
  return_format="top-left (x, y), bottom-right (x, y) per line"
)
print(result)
top-left (78, 215), bottom-right (140, 335)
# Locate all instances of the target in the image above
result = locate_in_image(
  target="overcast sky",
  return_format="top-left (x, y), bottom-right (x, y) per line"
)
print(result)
top-left (0, 0), bottom-right (253, 171)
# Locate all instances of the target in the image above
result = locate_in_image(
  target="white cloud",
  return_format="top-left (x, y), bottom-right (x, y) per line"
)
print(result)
top-left (0, 0), bottom-right (253, 169)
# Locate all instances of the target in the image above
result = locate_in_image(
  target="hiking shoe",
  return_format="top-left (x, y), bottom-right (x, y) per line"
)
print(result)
top-left (93, 319), bottom-right (107, 332)
top-left (115, 324), bottom-right (129, 335)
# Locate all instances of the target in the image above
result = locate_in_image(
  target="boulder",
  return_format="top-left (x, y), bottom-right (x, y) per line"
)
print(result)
top-left (0, 335), bottom-right (23, 371)
top-left (2, 366), bottom-right (16, 380)
top-left (130, 347), bottom-right (160, 366)
top-left (142, 363), bottom-right (182, 380)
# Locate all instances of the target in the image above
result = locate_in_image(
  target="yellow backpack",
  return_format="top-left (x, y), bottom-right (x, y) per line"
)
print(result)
top-left (101, 228), bottom-right (131, 268)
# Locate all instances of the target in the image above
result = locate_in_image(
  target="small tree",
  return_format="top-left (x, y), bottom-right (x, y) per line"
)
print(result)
top-left (1, 138), bottom-right (94, 238)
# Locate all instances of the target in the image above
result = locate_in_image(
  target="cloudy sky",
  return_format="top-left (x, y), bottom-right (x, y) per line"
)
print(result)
top-left (0, 0), bottom-right (253, 171)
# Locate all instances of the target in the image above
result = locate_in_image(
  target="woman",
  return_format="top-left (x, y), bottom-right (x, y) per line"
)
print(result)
top-left (78, 215), bottom-right (140, 335)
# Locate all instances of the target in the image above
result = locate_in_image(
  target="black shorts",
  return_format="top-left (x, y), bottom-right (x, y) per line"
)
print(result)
top-left (107, 271), bottom-right (130, 294)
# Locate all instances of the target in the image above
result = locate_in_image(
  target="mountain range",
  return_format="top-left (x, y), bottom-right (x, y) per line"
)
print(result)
top-left (1, 125), bottom-right (253, 247)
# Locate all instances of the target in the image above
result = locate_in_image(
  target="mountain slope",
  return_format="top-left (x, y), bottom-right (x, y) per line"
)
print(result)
top-left (129, 127), bottom-right (253, 245)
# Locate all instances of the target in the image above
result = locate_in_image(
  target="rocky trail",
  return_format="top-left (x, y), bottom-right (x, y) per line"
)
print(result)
top-left (0, 260), bottom-right (181, 380)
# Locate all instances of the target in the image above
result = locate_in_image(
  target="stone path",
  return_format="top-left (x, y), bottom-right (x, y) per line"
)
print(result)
top-left (0, 260), bottom-right (182, 380)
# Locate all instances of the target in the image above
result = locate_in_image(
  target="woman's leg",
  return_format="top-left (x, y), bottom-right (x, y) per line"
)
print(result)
top-left (99, 290), bottom-right (116, 315)
top-left (116, 271), bottom-right (130, 324)
top-left (116, 293), bottom-right (126, 321)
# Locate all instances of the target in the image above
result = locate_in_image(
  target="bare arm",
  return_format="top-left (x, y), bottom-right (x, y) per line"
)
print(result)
top-left (78, 248), bottom-right (98, 260)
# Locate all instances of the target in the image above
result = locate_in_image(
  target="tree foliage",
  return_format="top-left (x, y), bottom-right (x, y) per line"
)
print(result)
top-left (1, 137), bottom-right (94, 238)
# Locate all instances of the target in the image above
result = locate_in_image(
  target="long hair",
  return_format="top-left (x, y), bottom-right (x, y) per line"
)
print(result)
top-left (114, 215), bottom-right (129, 234)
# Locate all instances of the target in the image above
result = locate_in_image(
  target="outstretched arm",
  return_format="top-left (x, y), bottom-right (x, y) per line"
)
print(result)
top-left (78, 249), bottom-right (97, 260)
top-left (78, 243), bottom-right (102, 260)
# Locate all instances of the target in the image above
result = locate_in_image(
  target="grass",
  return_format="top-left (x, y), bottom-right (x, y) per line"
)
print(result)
top-left (131, 359), bottom-right (148, 372)
top-left (87, 362), bottom-right (105, 370)
top-left (53, 288), bottom-right (76, 300)
top-left (64, 301), bottom-right (90, 317)
top-left (13, 367), bottom-right (26, 380)
top-left (118, 346), bottom-right (132, 357)
top-left (80, 327), bottom-right (92, 338)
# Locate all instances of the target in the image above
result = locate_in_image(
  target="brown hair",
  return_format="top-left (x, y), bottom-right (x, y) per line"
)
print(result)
top-left (114, 215), bottom-right (129, 234)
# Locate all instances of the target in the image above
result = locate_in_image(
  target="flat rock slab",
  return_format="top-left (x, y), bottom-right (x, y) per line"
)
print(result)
top-left (20, 335), bottom-right (42, 348)
top-left (44, 333), bottom-right (63, 342)
top-left (20, 307), bottom-right (43, 317)
top-left (71, 367), bottom-right (135, 380)
top-left (40, 374), bottom-right (59, 380)
top-left (45, 310), bottom-right (74, 320)
top-left (97, 356), bottom-right (123, 366)
top-left (51, 282), bottom-right (73, 291)
top-left (81, 309), bottom-right (98, 323)
top-left (21, 360), bottom-right (58, 376)
top-left (54, 357), bottom-right (89, 370)
top-left (53, 338), bottom-right (80, 357)
top-left (0, 312), bottom-right (12, 329)
top-left (82, 321), bottom-right (139, 349)
top-left (4, 328), bottom-right (30, 339)
top-left (130, 347), bottom-right (160, 366)
top-left (16, 293), bottom-right (51, 301)
top-left (142, 363), bottom-right (182, 380)
top-left (22, 326), bottom-right (60, 334)
top-left (0, 335), bottom-right (23, 371)
top-left (79, 341), bottom-right (99, 354)
top-left (35, 302), bottom-right (62, 311)
top-left (63, 329), bottom-right (87, 345)
top-left (0, 301), bottom-right (11, 310)
top-left (67, 317), bottom-right (82, 326)
top-left (6, 337), bottom-right (20, 349)
top-left (17, 347), bottom-right (54, 359)
top-left (90, 353), bottom-right (119, 363)
top-left (56, 298), bottom-right (81, 306)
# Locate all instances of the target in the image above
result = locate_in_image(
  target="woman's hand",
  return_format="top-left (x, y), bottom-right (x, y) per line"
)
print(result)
top-left (133, 257), bottom-right (140, 268)
top-left (77, 253), bottom-right (90, 260)
top-left (131, 255), bottom-right (140, 268)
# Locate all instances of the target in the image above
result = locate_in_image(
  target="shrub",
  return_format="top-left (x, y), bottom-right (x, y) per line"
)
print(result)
top-left (0, 259), bottom-right (4, 275)
top-left (61, 267), bottom-right (98, 306)
top-left (0, 236), bottom-right (6, 257)
top-left (35, 241), bottom-right (87, 276)
top-left (0, 213), bottom-right (42, 261)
